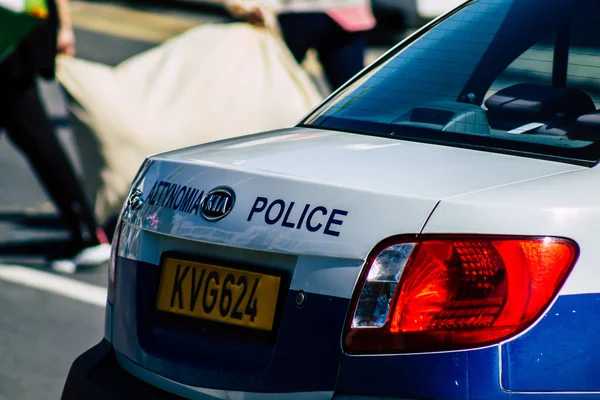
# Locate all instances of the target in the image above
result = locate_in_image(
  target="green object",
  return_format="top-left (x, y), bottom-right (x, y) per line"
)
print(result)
top-left (0, 0), bottom-right (49, 62)
top-left (26, 0), bottom-right (48, 15)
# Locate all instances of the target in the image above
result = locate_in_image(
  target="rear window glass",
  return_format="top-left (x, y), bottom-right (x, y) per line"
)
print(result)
top-left (302, 0), bottom-right (600, 166)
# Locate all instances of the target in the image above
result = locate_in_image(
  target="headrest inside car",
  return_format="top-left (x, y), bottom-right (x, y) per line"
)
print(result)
top-left (568, 111), bottom-right (600, 140)
top-left (485, 84), bottom-right (595, 121)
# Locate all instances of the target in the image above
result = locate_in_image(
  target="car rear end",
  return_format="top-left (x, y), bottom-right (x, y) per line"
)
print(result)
top-left (65, 131), bottom-right (450, 399)
top-left (63, 128), bottom-right (593, 400)
top-left (63, 0), bottom-right (600, 398)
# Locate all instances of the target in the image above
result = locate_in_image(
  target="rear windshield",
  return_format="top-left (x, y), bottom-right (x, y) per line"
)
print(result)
top-left (302, 0), bottom-right (600, 166)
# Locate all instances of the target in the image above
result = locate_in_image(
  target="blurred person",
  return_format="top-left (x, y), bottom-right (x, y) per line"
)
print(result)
top-left (226, 0), bottom-right (376, 91)
top-left (0, 0), bottom-right (110, 272)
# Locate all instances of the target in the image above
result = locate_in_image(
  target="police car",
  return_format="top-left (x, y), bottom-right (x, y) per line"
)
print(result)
top-left (62, 0), bottom-right (600, 398)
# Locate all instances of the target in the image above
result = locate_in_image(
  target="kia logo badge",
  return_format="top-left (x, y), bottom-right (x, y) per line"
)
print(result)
top-left (128, 189), bottom-right (144, 210)
top-left (200, 187), bottom-right (235, 222)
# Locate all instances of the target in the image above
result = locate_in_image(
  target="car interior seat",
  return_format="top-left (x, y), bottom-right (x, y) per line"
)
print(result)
top-left (484, 83), bottom-right (596, 133)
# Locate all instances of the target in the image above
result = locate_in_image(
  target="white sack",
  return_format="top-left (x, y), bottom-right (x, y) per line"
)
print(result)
top-left (1, 0), bottom-right (26, 13)
top-left (56, 22), bottom-right (323, 223)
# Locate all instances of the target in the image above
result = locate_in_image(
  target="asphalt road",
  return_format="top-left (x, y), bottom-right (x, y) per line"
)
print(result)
top-left (0, 280), bottom-right (105, 400)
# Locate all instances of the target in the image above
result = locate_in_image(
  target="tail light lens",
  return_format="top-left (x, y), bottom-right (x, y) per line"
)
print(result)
top-left (344, 236), bottom-right (579, 354)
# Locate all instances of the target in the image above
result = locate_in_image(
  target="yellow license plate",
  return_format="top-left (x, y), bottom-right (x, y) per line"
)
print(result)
top-left (156, 257), bottom-right (282, 332)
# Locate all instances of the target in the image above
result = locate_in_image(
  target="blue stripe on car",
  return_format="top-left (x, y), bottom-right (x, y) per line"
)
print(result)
top-left (337, 347), bottom-right (473, 399)
top-left (337, 293), bottom-right (600, 399)
top-left (501, 293), bottom-right (600, 392)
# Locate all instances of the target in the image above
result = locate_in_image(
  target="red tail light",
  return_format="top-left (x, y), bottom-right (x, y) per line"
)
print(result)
top-left (344, 236), bottom-right (579, 354)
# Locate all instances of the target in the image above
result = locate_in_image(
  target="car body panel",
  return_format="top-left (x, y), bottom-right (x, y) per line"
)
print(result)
top-left (422, 167), bottom-right (600, 393)
top-left (151, 127), bottom-right (580, 208)
top-left (112, 225), bottom-right (351, 393)
top-left (116, 353), bottom-right (334, 400)
top-left (107, 127), bottom-right (586, 396)
top-left (104, 302), bottom-right (113, 343)
top-left (113, 258), bottom-right (348, 394)
top-left (501, 293), bottom-right (600, 392)
top-left (337, 296), bottom-right (600, 397)
top-left (422, 167), bottom-right (600, 297)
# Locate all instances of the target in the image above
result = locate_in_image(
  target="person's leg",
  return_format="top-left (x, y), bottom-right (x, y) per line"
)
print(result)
top-left (316, 18), bottom-right (369, 91)
top-left (277, 12), bottom-right (330, 64)
top-left (2, 79), bottom-right (108, 266)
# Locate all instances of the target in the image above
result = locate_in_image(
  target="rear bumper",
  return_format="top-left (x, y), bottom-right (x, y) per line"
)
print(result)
top-left (63, 340), bottom-right (423, 400)
top-left (61, 339), bottom-right (183, 400)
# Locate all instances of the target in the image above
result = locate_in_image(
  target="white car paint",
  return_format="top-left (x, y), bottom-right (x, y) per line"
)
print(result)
top-left (129, 127), bottom-right (582, 262)
top-left (422, 166), bottom-right (600, 297)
